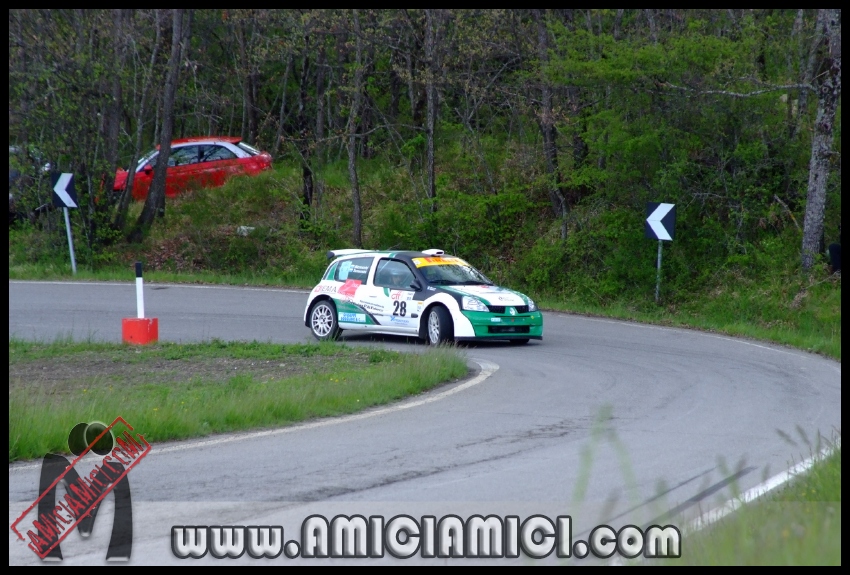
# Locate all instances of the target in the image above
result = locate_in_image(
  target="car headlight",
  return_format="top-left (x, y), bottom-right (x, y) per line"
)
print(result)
top-left (527, 298), bottom-right (538, 312)
top-left (462, 296), bottom-right (489, 312)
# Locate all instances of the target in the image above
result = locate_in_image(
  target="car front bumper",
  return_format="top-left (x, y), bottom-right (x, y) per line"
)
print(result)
top-left (457, 310), bottom-right (543, 340)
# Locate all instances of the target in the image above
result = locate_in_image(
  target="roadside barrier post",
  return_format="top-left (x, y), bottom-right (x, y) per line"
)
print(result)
top-left (121, 262), bottom-right (159, 345)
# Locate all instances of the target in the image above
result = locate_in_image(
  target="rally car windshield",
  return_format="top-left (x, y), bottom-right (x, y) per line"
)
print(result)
top-left (421, 263), bottom-right (493, 286)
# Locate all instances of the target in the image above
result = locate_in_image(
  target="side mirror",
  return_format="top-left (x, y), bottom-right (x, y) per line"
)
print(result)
top-left (410, 280), bottom-right (422, 291)
top-left (143, 164), bottom-right (153, 175)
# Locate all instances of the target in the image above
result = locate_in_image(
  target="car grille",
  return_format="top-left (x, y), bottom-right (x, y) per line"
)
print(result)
top-left (487, 326), bottom-right (530, 334)
top-left (486, 305), bottom-right (529, 314)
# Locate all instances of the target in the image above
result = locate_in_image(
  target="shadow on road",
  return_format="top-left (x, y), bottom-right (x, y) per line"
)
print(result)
top-left (338, 332), bottom-right (542, 349)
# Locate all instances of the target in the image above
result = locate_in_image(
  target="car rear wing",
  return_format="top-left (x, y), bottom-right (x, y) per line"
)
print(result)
top-left (326, 249), bottom-right (374, 260)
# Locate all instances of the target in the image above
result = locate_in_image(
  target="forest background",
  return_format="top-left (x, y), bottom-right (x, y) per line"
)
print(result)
top-left (8, 9), bottom-right (841, 357)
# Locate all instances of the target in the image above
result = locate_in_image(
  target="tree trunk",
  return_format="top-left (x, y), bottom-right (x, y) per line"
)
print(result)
top-left (389, 50), bottom-right (401, 120)
top-left (534, 9), bottom-right (568, 240)
top-left (796, 10), bottom-right (826, 139)
top-left (315, 41), bottom-right (326, 160)
top-left (425, 9), bottom-right (438, 208)
top-left (101, 9), bottom-right (126, 209)
top-left (613, 9), bottom-right (624, 41)
top-left (405, 51), bottom-right (419, 125)
top-left (130, 9), bottom-right (190, 243)
top-left (645, 9), bottom-right (658, 44)
top-left (296, 47), bottom-right (313, 217)
top-left (348, 10), bottom-right (365, 248)
top-left (236, 20), bottom-right (258, 145)
top-left (360, 17), bottom-right (376, 160)
top-left (273, 53), bottom-right (292, 157)
top-left (802, 8), bottom-right (841, 271)
top-left (114, 9), bottom-right (162, 232)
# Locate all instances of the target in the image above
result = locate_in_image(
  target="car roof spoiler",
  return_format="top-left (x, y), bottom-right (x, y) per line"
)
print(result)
top-left (326, 249), bottom-right (374, 260)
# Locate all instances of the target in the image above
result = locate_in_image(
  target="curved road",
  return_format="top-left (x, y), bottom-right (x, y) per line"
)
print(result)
top-left (8, 280), bottom-right (842, 564)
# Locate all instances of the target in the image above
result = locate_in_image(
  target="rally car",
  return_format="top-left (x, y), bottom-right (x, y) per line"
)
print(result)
top-left (303, 249), bottom-right (543, 345)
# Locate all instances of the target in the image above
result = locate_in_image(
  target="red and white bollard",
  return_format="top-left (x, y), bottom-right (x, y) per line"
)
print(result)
top-left (122, 262), bottom-right (158, 345)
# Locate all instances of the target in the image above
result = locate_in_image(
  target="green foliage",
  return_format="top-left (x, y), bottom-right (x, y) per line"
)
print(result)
top-left (512, 237), bottom-right (569, 294)
top-left (401, 134), bottom-right (426, 159)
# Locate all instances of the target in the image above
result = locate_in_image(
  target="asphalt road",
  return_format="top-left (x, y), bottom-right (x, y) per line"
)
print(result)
top-left (8, 280), bottom-right (842, 564)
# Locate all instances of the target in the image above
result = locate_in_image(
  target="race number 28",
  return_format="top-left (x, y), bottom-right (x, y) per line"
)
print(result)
top-left (393, 301), bottom-right (407, 316)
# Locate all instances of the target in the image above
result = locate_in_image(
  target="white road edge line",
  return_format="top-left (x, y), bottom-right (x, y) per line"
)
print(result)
top-left (608, 440), bottom-right (840, 566)
top-left (9, 359), bottom-right (499, 472)
top-left (685, 441), bottom-right (840, 535)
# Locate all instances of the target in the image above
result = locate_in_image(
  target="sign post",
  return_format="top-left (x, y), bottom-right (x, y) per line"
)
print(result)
top-left (645, 202), bottom-right (676, 304)
top-left (51, 173), bottom-right (78, 275)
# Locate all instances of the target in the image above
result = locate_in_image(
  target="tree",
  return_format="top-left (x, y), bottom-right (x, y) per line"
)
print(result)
top-left (347, 9), bottom-right (365, 247)
top-left (130, 9), bottom-right (192, 243)
top-left (802, 8), bottom-right (841, 271)
top-left (234, 12), bottom-right (261, 145)
top-left (533, 9), bottom-right (568, 240)
top-left (294, 18), bottom-right (315, 217)
top-left (424, 9), bottom-right (442, 208)
top-left (113, 10), bottom-right (164, 232)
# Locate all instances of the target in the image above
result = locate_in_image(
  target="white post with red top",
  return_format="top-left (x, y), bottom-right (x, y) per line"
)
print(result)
top-left (122, 262), bottom-right (159, 344)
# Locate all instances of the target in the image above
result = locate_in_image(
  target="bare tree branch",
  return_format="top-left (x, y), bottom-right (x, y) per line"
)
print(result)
top-left (660, 81), bottom-right (815, 98)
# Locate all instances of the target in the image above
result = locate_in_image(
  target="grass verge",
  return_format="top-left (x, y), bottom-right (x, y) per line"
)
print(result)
top-left (671, 444), bottom-right (841, 565)
top-left (538, 271), bottom-right (841, 361)
top-left (7, 264), bottom-right (317, 290)
top-left (9, 338), bottom-right (468, 462)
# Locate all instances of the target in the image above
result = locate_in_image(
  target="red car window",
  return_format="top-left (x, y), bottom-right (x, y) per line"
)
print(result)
top-left (199, 145), bottom-right (237, 163)
top-left (168, 146), bottom-right (200, 167)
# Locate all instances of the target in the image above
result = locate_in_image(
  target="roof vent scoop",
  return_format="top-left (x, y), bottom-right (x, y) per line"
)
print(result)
top-left (422, 249), bottom-right (445, 256)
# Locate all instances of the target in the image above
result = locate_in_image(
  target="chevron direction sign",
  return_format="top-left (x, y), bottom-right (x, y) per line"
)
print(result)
top-left (50, 172), bottom-right (78, 274)
top-left (51, 173), bottom-right (78, 209)
top-left (645, 202), bottom-right (676, 241)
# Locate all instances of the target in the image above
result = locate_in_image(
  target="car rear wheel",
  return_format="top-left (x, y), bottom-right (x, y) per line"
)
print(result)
top-left (310, 300), bottom-right (341, 341)
top-left (426, 306), bottom-right (454, 345)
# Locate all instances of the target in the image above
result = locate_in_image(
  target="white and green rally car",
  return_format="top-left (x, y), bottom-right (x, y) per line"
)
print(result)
top-left (304, 249), bottom-right (543, 345)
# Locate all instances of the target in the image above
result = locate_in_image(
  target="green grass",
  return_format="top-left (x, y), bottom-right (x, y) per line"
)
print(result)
top-left (538, 270), bottom-right (841, 361)
top-left (670, 444), bottom-right (841, 565)
top-left (9, 339), bottom-right (468, 462)
top-left (8, 262), bottom-right (318, 289)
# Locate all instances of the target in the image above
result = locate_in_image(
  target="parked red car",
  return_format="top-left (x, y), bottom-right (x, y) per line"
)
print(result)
top-left (113, 137), bottom-right (272, 200)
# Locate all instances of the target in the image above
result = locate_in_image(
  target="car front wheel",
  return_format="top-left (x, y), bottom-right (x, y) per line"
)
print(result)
top-left (426, 306), bottom-right (454, 345)
top-left (310, 300), bottom-right (341, 341)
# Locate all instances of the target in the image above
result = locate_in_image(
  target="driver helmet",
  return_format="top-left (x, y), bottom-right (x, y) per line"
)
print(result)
top-left (390, 268), bottom-right (407, 286)
top-left (422, 267), bottom-right (438, 282)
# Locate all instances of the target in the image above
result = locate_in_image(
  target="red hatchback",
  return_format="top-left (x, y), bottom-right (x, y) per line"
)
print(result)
top-left (113, 137), bottom-right (272, 200)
